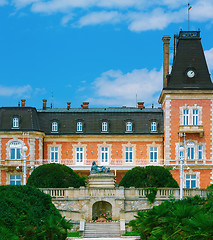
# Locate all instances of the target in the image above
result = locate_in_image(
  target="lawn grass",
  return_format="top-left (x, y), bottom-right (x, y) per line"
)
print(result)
top-left (67, 232), bottom-right (80, 237)
top-left (123, 231), bottom-right (140, 236)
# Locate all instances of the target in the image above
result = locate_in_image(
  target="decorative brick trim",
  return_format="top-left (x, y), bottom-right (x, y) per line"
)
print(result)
top-left (29, 138), bottom-right (35, 161)
top-left (210, 169), bottom-right (213, 185)
top-left (39, 139), bottom-right (42, 159)
top-left (164, 100), bottom-right (171, 164)
top-left (211, 100), bottom-right (213, 163)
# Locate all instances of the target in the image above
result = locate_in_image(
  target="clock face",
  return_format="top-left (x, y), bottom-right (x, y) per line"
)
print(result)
top-left (187, 70), bottom-right (195, 78)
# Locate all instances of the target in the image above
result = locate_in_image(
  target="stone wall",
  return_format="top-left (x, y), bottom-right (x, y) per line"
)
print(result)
top-left (41, 187), bottom-right (209, 223)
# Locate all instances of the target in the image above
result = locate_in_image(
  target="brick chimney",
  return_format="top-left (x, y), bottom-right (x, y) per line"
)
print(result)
top-left (21, 99), bottom-right (26, 107)
top-left (137, 102), bottom-right (145, 109)
top-left (43, 99), bottom-right (47, 110)
top-left (162, 35), bottom-right (171, 88)
top-left (81, 102), bottom-right (89, 109)
top-left (67, 102), bottom-right (71, 110)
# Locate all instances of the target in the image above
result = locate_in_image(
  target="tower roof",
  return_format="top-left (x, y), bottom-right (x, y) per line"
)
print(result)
top-left (166, 31), bottom-right (213, 90)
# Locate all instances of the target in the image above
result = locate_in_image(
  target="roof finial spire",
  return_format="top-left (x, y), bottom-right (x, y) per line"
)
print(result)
top-left (188, 3), bottom-right (192, 31)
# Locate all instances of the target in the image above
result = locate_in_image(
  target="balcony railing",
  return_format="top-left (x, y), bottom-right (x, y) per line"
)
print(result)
top-left (40, 187), bottom-right (210, 200)
top-left (179, 125), bottom-right (204, 137)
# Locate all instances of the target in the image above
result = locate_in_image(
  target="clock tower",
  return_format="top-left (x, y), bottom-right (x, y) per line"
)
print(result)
top-left (159, 31), bottom-right (213, 189)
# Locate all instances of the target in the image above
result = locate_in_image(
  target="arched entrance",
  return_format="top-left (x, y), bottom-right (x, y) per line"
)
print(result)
top-left (92, 201), bottom-right (112, 220)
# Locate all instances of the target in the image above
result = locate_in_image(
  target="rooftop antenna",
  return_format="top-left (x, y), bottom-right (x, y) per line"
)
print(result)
top-left (188, 3), bottom-right (192, 31)
top-left (136, 93), bottom-right (138, 107)
top-left (51, 91), bottom-right (54, 109)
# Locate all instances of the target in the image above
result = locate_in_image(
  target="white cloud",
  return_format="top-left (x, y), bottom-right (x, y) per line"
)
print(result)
top-left (61, 13), bottom-right (74, 25)
top-left (205, 48), bottom-right (213, 71)
top-left (12, 0), bottom-right (38, 8)
top-left (7, 0), bottom-right (213, 31)
top-left (0, 0), bottom-right (8, 6)
top-left (190, 0), bottom-right (213, 22)
top-left (0, 85), bottom-right (32, 98)
top-left (90, 68), bottom-right (162, 106)
top-left (78, 11), bottom-right (122, 27)
top-left (128, 8), bottom-right (184, 32)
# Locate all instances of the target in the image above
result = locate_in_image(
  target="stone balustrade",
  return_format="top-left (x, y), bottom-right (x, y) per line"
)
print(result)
top-left (39, 187), bottom-right (210, 223)
top-left (40, 187), bottom-right (210, 200)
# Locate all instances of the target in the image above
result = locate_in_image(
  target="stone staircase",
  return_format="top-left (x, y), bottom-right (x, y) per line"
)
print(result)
top-left (84, 222), bottom-right (120, 238)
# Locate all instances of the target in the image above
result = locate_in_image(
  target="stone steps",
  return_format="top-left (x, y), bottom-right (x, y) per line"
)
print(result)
top-left (84, 222), bottom-right (120, 238)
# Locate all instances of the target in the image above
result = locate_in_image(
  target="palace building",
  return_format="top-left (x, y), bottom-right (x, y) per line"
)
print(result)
top-left (1, 30), bottom-right (213, 189)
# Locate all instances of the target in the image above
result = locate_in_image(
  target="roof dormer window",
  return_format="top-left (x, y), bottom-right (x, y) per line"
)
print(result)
top-left (77, 122), bottom-right (83, 132)
top-left (126, 122), bottom-right (132, 132)
top-left (13, 117), bottom-right (19, 128)
top-left (52, 122), bottom-right (58, 132)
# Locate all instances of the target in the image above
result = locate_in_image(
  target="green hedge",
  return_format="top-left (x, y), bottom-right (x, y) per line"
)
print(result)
top-left (119, 166), bottom-right (179, 188)
top-left (0, 185), bottom-right (71, 239)
top-left (27, 163), bottom-right (86, 188)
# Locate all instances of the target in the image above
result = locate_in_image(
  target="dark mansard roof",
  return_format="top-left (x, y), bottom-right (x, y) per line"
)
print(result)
top-left (166, 31), bottom-right (213, 90)
top-left (0, 107), bottom-right (164, 135)
top-left (0, 107), bottom-right (41, 132)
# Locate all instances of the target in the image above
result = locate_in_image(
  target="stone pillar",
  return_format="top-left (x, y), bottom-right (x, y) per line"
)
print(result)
top-left (88, 173), bottom-right (116, 188)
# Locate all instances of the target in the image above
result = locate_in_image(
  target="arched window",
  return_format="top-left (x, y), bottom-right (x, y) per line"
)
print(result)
top-left (13, 117), bottom-right (19, 128)
top-left (126, 122), bottom-right (132, 132)
top-left (179, 145), bottom-right (184, 160)
top-left (52, 122), bottom-right (58, 132)
top-left (151, 122), bottom-right (157, 132)
top-left (187, 142), bottom-right (195, 160)
top-left (102, 122), bottom-right (108, 132)
top-left (10, 141), bottom-right (22, 160)
top-left (77, 122), bottom-right (83, 132)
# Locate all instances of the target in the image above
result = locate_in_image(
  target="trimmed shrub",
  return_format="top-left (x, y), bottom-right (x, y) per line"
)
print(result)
top-left (119, 166), bottom-right (179, 188)
top-left (27, 163), bottom-right (86, 188)
top-left (0, 185), bottom-right (71, 239)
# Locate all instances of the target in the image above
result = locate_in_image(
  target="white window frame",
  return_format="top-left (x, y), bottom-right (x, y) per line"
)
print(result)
top-left (183, 109), bottom-right (189, 125)
top-left (102, 122), bottom-right (108, 132)
top-left (10, 141), bottom-right (22, 160)
top-left (151, 122), bottom-right (157, 132)
top-left (126, 122), bottom-right (132, 132)
top-left (13, 117), bottom-right (19, 128)
top-left (150, 147), bottom-right (158, 162)
top-left (198, 145), bottom-right (203, 160)
top-left (77, 122), bottom-right (83, 132)
top-left (50, 146), bottom-right (59, 163)
top-left (125, 147), bottom-right (133, 162)
top-left (10, 175), bottom-right (22, 185)
top-left (76, 147), bottom-right (84, 164)
top-left (179, 145), bottom-right (184, 160)
top-left (52, 122), bottom-right (58, 132)
top-left (185, 174), bottom-right (196, 188)
top-left (187, 142), bottom-right (195, 160)
top-left (192, 109), bottom-right (199, 125)
top-left (101, 147), bottom-right (109, 164)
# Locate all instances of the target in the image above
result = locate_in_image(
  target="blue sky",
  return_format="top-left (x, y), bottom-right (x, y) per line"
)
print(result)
top-left (0, 0), bottom-right (213, 109)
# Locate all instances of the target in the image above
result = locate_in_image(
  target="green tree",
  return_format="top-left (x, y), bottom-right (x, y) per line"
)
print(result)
top-left (130, 195), bottom-right (213, 240)
top-left (27, 163), bottom-right (86, 188)
top-left (119, 166), bottom-right (179, 188)
top-left (0, 185), bottom-right (72, 239)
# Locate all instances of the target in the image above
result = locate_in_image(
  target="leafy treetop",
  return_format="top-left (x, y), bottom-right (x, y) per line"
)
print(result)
top-left (27, 163), bottom-right (86, 188)
top-left (119, 166), bottom-right (179, 188)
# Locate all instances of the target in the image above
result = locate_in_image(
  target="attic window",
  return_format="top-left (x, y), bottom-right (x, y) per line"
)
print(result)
top-left (151, 122), bottom-right (157, 132)
top-left (77, 122), bottom-right (83, 132)
top-left (52, 122), bottom-right (58, 132)
top-left (12, 117), bottom-right (19, 128)
top-left (126, 122), bottom-right (132, 132)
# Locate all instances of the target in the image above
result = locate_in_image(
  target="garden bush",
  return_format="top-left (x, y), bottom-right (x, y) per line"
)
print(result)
top-left (0, 185), bottom-right (72, 239)
top-left (119, 166), bottom-right (179, 188)
top-left (27, 163), bottom-right (86, 188)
